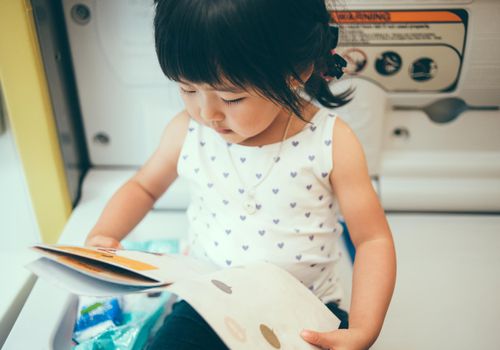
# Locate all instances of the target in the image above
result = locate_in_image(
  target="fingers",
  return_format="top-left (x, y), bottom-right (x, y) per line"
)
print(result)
top-left (85, 235), bottom-right (123, 249)
top-left (301, 330), bottom-right (333, 350)
top-left (302, 328), bottom-right (370, 350)
top-left (301, 329), bottom-right (349, 350)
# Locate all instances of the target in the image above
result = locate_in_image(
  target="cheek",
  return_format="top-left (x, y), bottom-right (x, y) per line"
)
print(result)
top-left (181, 94), bottom-right (201, 118)
top-left (228, 113), bottom-right (265, 137)
top-left (229, 102), bottom-right (281, 135)
top-left (181, 94), bottom-right (194, 109)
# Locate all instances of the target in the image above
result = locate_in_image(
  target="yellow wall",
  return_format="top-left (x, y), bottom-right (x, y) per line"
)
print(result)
top-left (0, 0), bottom-right (71, 243)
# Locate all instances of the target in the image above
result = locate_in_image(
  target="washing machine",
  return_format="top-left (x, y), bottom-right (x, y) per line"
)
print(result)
top-left (5, 0), bottom-right (500, 349)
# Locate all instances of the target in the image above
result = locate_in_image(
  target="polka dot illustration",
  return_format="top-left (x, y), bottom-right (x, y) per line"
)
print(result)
top-left (260, 324), bottom-right (281, 349)
top-left (211, 279), bottom-right (233, 294)
top-left (224, 316), bottom-right (247, 343)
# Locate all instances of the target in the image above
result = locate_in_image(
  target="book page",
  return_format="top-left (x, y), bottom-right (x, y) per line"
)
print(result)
top-left (28, 246), bottom-right (340, 348)
top-left (166, 262), bottom-right (340, 350)
top-left (26, 258), bottom-right (164, 296)
top-left (32, 247), bottom-right (164, 287)
top-left (33, 244), bottom-right (218, 285)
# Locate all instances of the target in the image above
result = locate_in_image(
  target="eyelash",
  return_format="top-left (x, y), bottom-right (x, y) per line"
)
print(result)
top-left (180, 88), bottom-right (244, 105)
top-left (222, 98), bottom-right (244, 105)
top-left (180, 88), bottom-right (196, 95)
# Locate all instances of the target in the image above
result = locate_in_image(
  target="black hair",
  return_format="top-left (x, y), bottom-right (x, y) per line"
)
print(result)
top-left (154, 0), bottom-right (352, 120)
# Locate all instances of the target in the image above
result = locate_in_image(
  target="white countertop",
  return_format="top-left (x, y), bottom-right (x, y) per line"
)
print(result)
top-left (0, 250), bottom-right (37, 347)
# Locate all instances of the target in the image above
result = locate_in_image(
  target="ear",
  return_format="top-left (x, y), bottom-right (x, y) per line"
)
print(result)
top-left (289, 64), bottom-right (315, 90)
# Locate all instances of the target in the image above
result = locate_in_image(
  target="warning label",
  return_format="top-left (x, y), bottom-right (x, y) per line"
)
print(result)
top-left (332, 9), bottom-right (468, 92)
top-left (332, 11), bottom-right (463, 24)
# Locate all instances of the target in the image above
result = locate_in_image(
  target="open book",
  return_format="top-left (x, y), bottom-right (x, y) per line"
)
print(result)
top-left (28, 244), bottom-right (340, 349)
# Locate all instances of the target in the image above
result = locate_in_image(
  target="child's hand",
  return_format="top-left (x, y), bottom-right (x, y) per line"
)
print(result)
top-left (85, 235), bottom-right (123, 249)
top-left (301, 328), bottom-right (370, 350)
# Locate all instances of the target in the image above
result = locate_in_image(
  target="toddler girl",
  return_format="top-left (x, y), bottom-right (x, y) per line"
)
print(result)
top-left (86, 0), bottom-right (396, 349)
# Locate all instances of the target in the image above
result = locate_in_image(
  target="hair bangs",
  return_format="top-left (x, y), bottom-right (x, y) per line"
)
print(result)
top-left (155, 0), bottom-right (259, 92)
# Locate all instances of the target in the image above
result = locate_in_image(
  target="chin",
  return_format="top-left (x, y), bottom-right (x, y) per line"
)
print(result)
top-left (222, 134), bottom-right (244, 144)
top-left (219, 132), bottom-right (248, 144)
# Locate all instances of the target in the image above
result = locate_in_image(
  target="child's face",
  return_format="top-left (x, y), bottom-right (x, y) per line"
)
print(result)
top-left (178, 81), bottom-right (288, 144)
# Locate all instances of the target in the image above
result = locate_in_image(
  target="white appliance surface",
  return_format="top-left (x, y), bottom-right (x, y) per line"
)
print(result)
top-left (0, 116), bottom-right (40, 348)
top-left (373, 213), bottom-right (500, 350)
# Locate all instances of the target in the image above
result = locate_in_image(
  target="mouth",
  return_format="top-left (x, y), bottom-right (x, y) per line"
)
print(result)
top-left (213, 127), bottom-right (232, 134)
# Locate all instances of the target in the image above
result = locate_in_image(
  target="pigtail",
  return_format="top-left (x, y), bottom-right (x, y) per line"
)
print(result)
top-left (305, 72), bottom-right (352, 108)
top-left (304, 24), bottom-right (353, 108)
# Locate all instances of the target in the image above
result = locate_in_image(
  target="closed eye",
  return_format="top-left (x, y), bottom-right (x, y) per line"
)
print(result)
top-left (180, 87), bottom-right (196, 94)
top-left (222, 97), bottom-right (245, 105)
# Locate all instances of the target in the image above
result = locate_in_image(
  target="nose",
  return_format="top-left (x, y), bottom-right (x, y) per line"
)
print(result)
top-left (200, 99), bottom-right (224, 123)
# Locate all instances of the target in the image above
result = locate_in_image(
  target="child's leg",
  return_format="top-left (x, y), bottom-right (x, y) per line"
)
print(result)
top-left (325, 302), bottom-right (349, 329)
top-left (148, 300), bottom-right (229, 350)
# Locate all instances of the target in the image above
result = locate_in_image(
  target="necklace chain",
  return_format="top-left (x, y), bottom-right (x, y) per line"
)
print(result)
top-left (226, 115), bottom-right (293, 214)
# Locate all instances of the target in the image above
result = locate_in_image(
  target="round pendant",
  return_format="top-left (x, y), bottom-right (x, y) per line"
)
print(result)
top-left (243, 199), bottom-right (257, 215)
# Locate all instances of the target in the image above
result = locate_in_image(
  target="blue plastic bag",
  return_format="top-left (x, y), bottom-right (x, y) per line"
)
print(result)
top-left (72, 239), bottom-right (179, 350)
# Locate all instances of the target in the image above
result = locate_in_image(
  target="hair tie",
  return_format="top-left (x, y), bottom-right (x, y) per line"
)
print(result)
top-left (324, 52), bottom-right (347, 80)
top-left (322, 25), bottom-right (346, 80)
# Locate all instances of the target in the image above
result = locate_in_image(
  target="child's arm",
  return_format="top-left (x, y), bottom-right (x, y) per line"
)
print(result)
top-left (302, 118), bottom-right (397, 350)
top-left (85, 111), bottom-right (191, 248)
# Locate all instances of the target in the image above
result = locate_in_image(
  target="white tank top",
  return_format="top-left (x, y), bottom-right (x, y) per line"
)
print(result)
top-left (177, 108), bottom-right (344, 303)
